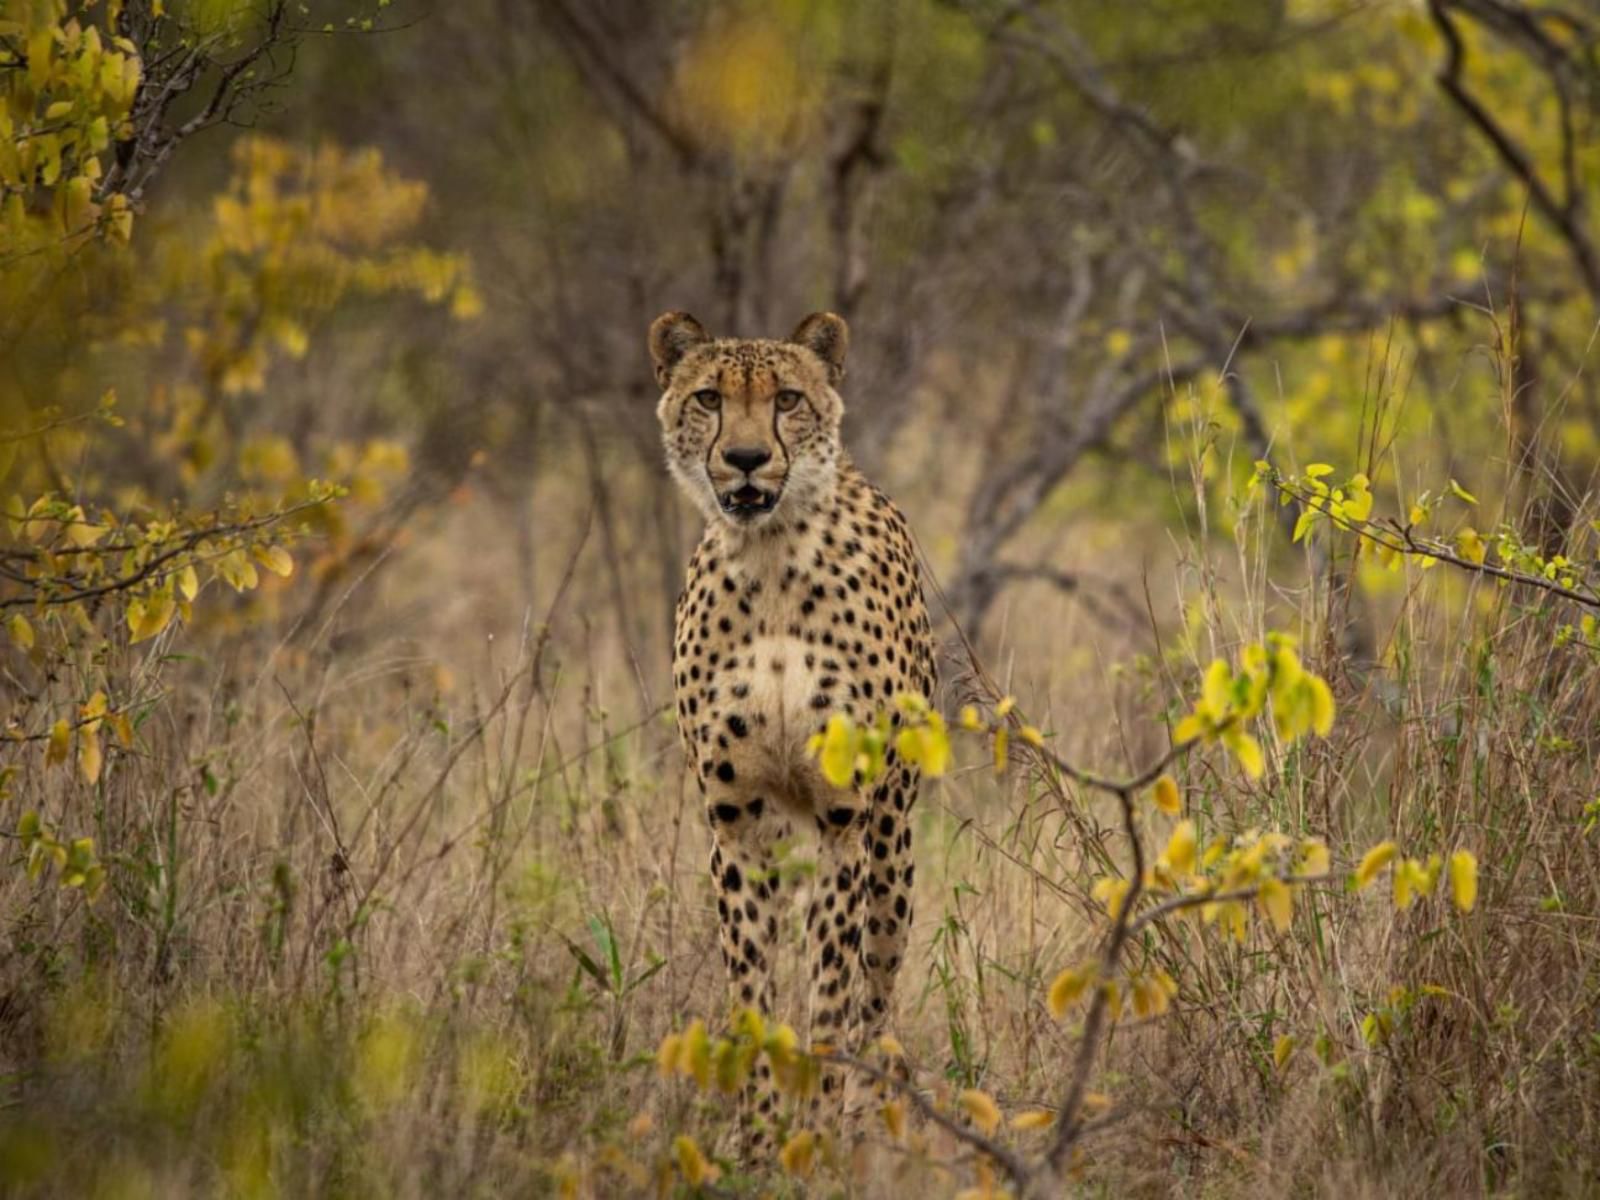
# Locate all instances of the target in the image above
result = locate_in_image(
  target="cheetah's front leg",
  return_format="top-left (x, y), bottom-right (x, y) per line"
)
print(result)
top-left (805, 805), bottom-right (870, 1128)
top-left (705, 787), bottom-right (790, 1152)
top-left (859, 759), bottom-right (920, 1048)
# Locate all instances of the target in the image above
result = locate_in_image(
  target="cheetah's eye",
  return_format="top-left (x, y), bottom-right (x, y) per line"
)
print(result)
top-left (692, 389), bottom-right (721, 411)
top-left (775, 389), bottom-right (804, 412)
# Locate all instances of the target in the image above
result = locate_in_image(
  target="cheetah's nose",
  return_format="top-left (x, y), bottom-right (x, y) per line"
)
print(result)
top-left (722, 445), bottom-right (772, 474)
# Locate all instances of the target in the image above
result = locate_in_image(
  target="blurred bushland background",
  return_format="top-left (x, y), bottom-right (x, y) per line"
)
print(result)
top-left (3, 0), bottom-right (1600, 1195)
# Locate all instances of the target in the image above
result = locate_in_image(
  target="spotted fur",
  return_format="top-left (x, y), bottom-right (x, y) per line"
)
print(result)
top-left (651, 311), bottom-right (936, 1145)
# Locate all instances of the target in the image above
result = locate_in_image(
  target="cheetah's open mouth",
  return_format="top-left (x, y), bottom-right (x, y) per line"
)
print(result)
top-left (721, 484), bottom-right (778, 518)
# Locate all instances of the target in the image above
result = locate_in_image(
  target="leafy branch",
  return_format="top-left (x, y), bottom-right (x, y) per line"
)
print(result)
top-left (0, 490), bottom-right (336, 614)
top-left (652, 633), bottom-right (1478, 1195)
top-left (1263, 464), bottom-right (1600, 612)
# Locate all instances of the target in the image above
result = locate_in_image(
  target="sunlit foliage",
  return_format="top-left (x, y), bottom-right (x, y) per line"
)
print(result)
top-left (2, 1), bottom-right (1599, 1197)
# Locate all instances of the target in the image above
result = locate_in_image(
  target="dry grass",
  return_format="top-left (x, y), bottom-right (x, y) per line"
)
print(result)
top-left (2, 402), bottom-right (1599, 1199)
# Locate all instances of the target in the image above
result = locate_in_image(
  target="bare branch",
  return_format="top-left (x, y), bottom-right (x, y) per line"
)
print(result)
top-left (1429, 0), bottom-right (1600, 300)
top-left (818, 1050), bottom-right (1034, 1183)
top-left (538, 0), bottom-right (700, 168)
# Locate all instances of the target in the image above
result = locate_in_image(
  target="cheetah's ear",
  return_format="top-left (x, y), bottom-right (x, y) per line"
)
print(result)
top-left (789, 312), bottom-right (849, 386)
top-left (648, 311), bottom-right (711, 387)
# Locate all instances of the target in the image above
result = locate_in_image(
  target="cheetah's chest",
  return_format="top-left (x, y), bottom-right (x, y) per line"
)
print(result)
top-left (676, 605), bottom-right (864, 811)
top-left (673, 568), bottom-right (881, 806)
top-left (674, 492), bottom-right (927, 812)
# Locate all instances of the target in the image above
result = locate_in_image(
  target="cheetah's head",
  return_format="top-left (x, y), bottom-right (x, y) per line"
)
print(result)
top-left (650, 311), bottom-right (849, 530)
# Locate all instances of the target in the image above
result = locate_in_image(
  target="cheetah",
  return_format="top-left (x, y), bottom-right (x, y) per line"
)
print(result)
top-left (651, 310), bottom-right (936, 1142)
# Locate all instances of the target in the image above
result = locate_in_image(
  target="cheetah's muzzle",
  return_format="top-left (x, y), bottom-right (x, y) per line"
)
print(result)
top-left (720, 483), bottom-right (778, 519)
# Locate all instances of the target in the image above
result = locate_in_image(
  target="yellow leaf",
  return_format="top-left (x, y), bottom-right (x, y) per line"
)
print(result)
top-left (1081, 1091), bottom-right (1114, 1114)
top-left (78, 726), bottom-right (102, 785)
top-left (111, 712), bottom-right (134, 750)
top-left (1164, 820), bottom-right (1197, 876)
top-left (673, 1135), bottom-right (714, 1186)
top-left (178, 564), bottom-right (200, 601)
top-left (1353, 840), bottom-right (1398, 890)
top-left (253, 544), bottom-right (294, 577)
top-left (26, 26), bottom-right (52, 91)
top-left (1100, 981), bottom-right (1122, 1021)
top-left (1223, 900), bottom-right (1248, 942)
top-left (1152, 967), bottom-right (1178, 1003)
top-left (1448, 478), bottom-right (1479, 506)
top-left (1131, 974), bottom-right (1171, 1018)
top-left (1201, 659), bottom-right (1232, 718)
top-left (1046, 964), bottom-right (1094, 1019)
top-left (1173, 713), bottom-right (1207, 743)
top-left (106, 191), bottom-right (132, 243)
top-left (8, 613), bottom-right (34, 649)
top-left (958, 705), bottom-right (983, 731)
top-left (682, 1020), bottom-right (711, 1089)
top-left (46, 719), bottom-right (70, 767)
top-left (894, 691), bottom-right (930, 717)
top-left (1394, 858), bottom-right (1426, 910)
top-left (1091, 876), bottom-right (1131, 920)
top-left (1343, 479), bottom-right (1374, 522)
top-left (1258, 877), bottom-right (1293, 932)
top-left (81, 690), bottom-right (108, 723)
top-left (1018, 724), bottom-right (1044, 748)
top-left (553, 1154), bottom-right (582, 1199)
top-left (218, 550), bottom-right (259, 592)
top-left (895, 727), bottom-right (922, 769)
top-left (958, 1088), bottom-right (1001, 1135)
top-left (128, 590), bottom-right (175, 643)
top-left (655, 1033), bottom-right (681, 1078)
top-left (1449, 849), bottom-right (1478, 912)
top-left (1152, 774), bottom-right (1182, 815)
top-left (1422, 853), bottom-right (1442, 896)
top-left (1305, 463), bottom-right (1335, 478)
top-left (64, 515), bottom-right (104, 548)
top-left (736, 1006), bottom-right (765, 1044)
top-left (992, 727), bottom-right (1008, 775)
top-left (450, 283), bottom-right (484, 320)
top-left (1273, 1034), bottom-right (1296, 1070)
top-left (1308, 675), bottom-right (1335, 737)
top-left (779, 1130), bottom-right (815, 1178)
top-left (1011, 1109), bottom-right (1055, 1131)
top-left (881, 1099), bottom-right (906, 1139)
top-left (919, 716), bottom-right (951, 777)
top-left (1456, 527), bottom-right (1487, 565)
top-left (995, 696), bottom-right (1015, 718)
top-left (818, 714), bottom-right (857, 787)
top-left (1226, 730), bottom-right (1265, 779)
top-left (877, 1034), bottom-right (904, 1058)
top-left (1297, 838), bottom-right (1330, 878)
top-left (1362, 1010), bottom-right (1392, 1045)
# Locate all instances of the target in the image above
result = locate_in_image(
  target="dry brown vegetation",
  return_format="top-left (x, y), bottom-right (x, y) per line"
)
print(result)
top-left (4, 1), bottom-right (1600, 1197)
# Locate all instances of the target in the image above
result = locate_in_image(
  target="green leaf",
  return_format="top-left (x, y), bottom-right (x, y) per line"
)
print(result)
top-left (561, 931), bottom-right (612, 993)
